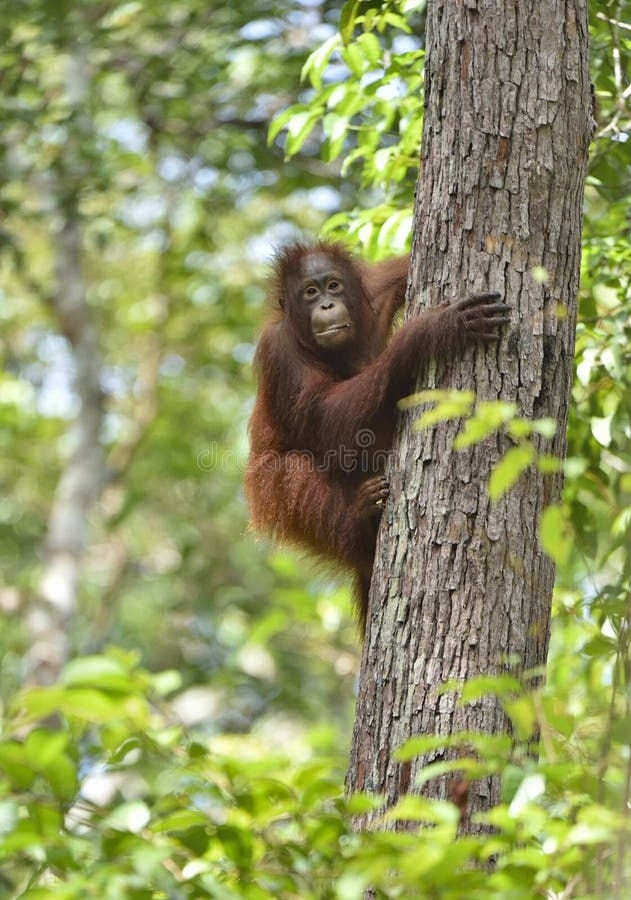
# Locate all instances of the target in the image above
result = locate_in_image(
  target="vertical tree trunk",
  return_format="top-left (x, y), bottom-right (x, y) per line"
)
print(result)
top-left (347, 0), bottom-right (592, 831)
top-left (26, 43), bottom-right (105, 684)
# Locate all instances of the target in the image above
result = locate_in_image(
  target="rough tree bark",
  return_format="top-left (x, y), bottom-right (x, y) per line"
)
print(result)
top-left (347, 0), bottom-right (592, 831)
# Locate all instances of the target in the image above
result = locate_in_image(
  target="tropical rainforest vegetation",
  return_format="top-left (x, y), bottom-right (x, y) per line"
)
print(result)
top-left (0, 1), bottom-right (629, 896)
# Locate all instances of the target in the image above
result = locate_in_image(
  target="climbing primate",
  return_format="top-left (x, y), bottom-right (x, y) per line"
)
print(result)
top-left (245, 242), bottom-right (509, 630)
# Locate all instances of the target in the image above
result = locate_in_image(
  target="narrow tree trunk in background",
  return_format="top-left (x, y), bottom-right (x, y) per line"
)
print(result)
top-left (347, 1), bottom-right (592, 831)
top-left (27, 45), bottom-right (105, 684)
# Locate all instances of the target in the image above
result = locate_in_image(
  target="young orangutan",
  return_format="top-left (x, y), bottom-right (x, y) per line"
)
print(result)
top-left (245, 241), bottom-right (509, 631)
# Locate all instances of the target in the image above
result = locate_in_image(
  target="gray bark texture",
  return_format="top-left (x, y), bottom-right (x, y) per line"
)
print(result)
top-left (347, 0), bottom-right (592, 831)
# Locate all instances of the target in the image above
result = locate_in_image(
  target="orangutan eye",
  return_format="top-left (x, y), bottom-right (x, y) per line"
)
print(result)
top-left (304, 285), bottom-right (318, 300)
top-left (328, 280), bottom-right (342, 292)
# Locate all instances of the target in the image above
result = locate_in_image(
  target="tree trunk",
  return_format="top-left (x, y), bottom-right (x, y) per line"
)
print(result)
top-left (26, 43), bottom-right (105, 684)
top-left (347, 0), bottom-right (592, 832)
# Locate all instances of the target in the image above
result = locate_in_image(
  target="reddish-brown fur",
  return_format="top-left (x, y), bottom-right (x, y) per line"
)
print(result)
top-left (245, 241), bottom-right (508, 634)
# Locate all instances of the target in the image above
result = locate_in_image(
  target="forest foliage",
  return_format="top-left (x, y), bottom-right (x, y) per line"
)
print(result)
top-left (0, 0), bottom-right (629, 896)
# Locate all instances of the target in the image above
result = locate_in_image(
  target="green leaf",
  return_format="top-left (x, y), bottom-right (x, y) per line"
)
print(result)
top-left (382, 796), bottom-right (460, 825)
top-left (0, 822), bottom-right (43, 854)
top-left (341, 43), bottom-right (367, 77)
top-left (415, 400), bottom-right (465, 427)
top-left (345, 792), bottom-right (385, 814)
top-left (105, 801), bottom-right (151, 834)
top-left (322, 113), bottom-right (349, 161)
top-left (500, 765), bottom-right (527, 803)
top-left (455, 417), bottom-right (502, 448)
top-left (507, 773), bottom-right (545, 815)
top-left (612, 506), bottom-right (631, 537)
top-left (507, 418), bottom-right (534, 439)
top-left (591, 414), bottom-right (612, 447)
top-left (531, 417), bottom-right (557, 438)
top-left (401, 389), bottom-right (475, 411)
top-left (378, 209), bottom-right (413, 252)
top-left (16, 687), bottom-right (126, 723)
top-left (414, 758), bottom-right (490, 789)
top-left (0, 742), bottom-right (35, 790)
top-left (395, 734), bottom-right (454, 761)
top-left (268, 104), bottom-right (308, 145)
top-left (489, 443), bottom-right (535, 500)
top-left (24, 729), bottom-right (68, 768)
top-left (537, 454), bottom-right (563, 474)
top-left (503, 696), bottom-right (537, 741)
top-left (357, 33), bottom-right (382, 67)
top-left (45, 754), bottom-right (78, 802)
top-left (301, 34), bottom-right (341, 87)
top-left (151, 809), bottom-right (210, 833)
top-left (340, 1), bottom-right (361, 45)
top-left (396, 731), bottom-right (514, 762)
top-left (539, 504), bottom-right (573, 566)
top-left (460, 675), bottom-right (523, 703)
top-left (217, 824), bottom-right (253, 868)
top-left (61, 655), bottom-right (137, 691)
top-left (150, 669), bottom-right (182, 697)
top-left (455, 401), bottom-right (518, 449)
top-left (284, 111), bottom-right (319, 156)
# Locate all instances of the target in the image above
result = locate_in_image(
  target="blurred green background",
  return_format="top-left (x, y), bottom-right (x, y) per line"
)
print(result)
top-left (0, 0), bottom-right (367, 748)
top-left (1, 0), bottom-right (630, 755)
